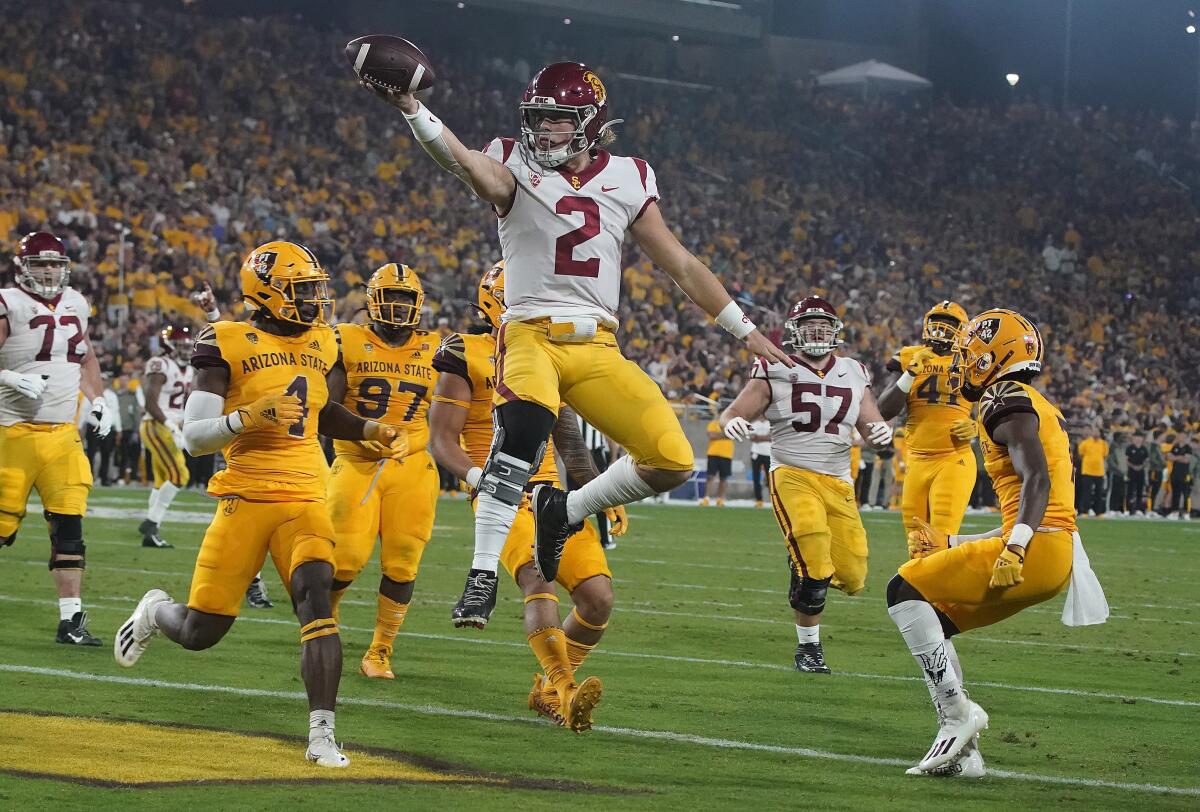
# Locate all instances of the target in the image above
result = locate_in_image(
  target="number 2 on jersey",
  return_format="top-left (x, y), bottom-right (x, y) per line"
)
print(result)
top-left (553, 196), bottom-right (601, 278)
top-left (791, 383), bottom-right (852, 435)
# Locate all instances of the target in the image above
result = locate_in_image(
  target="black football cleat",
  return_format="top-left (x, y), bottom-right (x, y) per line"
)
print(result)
top-left (56, 611), bottom-right (102, 646)
top-left (794, 642), bottom-right (831, 674)
top-left (451, 569), bottom-right (499, 629)
top-left (139, 519), bottom-right (172, 549)
top-left (245, 576), bottom-right (274, 609)
top-left (531, 485), bottom-right (581, 583)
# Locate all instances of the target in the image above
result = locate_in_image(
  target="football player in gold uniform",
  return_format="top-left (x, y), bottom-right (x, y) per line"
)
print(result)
top-left (886, 308), bottom-right (1106, 778)
top-left (878, 301), bottom-right (975, 537)
top-left (429, 263), bottom-right (624, 732)
top-left (113, 241), bottom-right (405, 768)
top-left (326, 263), bottom-right (439, 681)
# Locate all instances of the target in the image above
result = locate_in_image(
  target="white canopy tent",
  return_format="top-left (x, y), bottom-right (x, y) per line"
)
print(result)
top-left (815, 60), bottom-right (932, 98)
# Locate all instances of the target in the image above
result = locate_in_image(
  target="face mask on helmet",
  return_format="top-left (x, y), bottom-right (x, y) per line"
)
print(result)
top-left (785, 315), bottom-right (842, 357)
top-left (369, 287), bottom-right (421, 328)
top-left (17, 256), bottom-right (71, 299)
top-left (520, 104), bottom-right (596, 168)
top-left (279, 278), bottom-right (333, 325)
top-left (923, 315), bottom-right (963, 352)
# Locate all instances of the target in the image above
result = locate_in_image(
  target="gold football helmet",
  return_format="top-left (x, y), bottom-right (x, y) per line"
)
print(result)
top-left (921, 300), bottom-right (968, 352)
top-left (477, 260), bottom-right (506, 330)
top-left (366, 263), bottom-right (424, 328)
top-left (240, 241), bottom-right (332, 325)
top-left (951, 308), bottom-right (1044, 402)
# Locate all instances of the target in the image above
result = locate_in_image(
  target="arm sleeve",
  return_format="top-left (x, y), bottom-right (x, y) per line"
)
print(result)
top-left (432, 333), bottom-right (470, 383)
top-left (190, 324), bottom-right (228, 371)
top-left (183, 390), bottom-right (242, 455)
top-left (631, 158), bottom-right (660, 225)
top-left (978, 381), bottom-right (1038, 440)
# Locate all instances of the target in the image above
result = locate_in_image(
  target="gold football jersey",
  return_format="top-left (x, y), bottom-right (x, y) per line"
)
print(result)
top-left (192, 321), bottom-right (337, 502)
top-left (977, 380), bottom-right (1077, 533)
top-left (892, 344), bottom-right (973, 457)
top-left (332, 323), bottom-right (438, 460)
top-left (432, 331), bottom-right (558, 484)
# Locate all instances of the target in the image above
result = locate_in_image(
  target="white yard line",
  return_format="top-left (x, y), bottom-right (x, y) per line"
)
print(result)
top-left (0, 663), bottom-right (1196, 797)
top-left (2, 594), bottom-right (1194, 707)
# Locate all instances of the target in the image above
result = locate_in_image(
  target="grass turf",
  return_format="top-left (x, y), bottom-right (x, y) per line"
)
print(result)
top-left (0, 487), bottom-right (1196, 810)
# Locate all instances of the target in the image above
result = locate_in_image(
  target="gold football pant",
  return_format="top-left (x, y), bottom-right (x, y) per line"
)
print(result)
top-left (188, 498), bottom-right (336, 617)
top-left (0, 422), bottom-right (91, 537)
top-left (494, 320), bottom-right (693, 472)
top-left (768, 465), bottom-right (868, 594)
top-left (901, 448), bottom-right (976, 536)
top-left (139, 420), bottom-right (190, 488)
top-left (899, 529), bottom-right (1072, 632)
top-left (473, 490), bottom-right (612, 592)
top-left (329, 451), bottom-right (439, 584)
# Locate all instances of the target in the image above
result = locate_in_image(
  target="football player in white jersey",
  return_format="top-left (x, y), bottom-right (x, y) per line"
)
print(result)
top-left (720, 297), bottom-right (893, 673)
top-left (0, 232), bottom-right (113, 645)
top-left (138, 323), bottom-right (195, 548)
top-left (362, 61), bottom-right (792, 642)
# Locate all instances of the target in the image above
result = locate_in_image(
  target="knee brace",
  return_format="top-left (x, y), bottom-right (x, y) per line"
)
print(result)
top-left (479, 401), bottom-right (556, 506)
top-left (789, 569), bottom-right (831, 616)
top-left (46, 511), bottom-right (85, 570)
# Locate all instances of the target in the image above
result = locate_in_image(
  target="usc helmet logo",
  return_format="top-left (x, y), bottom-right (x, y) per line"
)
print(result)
top-left (582, 70), bottom-right (606, 104)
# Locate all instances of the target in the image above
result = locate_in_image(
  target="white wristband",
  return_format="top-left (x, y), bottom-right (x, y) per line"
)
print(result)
top-left (1006, 523), bottom-right (1034, 550)
top-left (896, 371), bottom-right (915, 393)
top-left (204, 307), bottom-right (220, 321)
top-left (465, 467), bottom-right (483, 489)
top-left (715, 301), bottom-right (754, 340)
top-left (402, 101), bottom-right (445, 143)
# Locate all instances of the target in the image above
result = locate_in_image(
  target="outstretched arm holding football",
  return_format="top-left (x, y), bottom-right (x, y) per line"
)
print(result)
top-left (361, 82), bottom-right (515, 209)
top-left (629, 201), bottom-right (792, 367)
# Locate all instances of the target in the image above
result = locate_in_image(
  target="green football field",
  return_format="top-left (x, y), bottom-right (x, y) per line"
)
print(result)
top-left (1, 486), bottom-right (1197, 810)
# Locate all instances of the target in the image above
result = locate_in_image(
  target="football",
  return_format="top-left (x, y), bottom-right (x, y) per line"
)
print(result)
top-left (345, 34), bottom-right (436, 94)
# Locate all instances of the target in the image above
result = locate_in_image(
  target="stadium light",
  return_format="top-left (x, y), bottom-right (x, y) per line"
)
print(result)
top-left (563, 17), bottom-right (571, 24)
top-left (672, 34), bottom-right (681, 42)
top-left (1006, 73), bottom-right (1020, 87)
top-left (456, 2), bottom-right (465, 8)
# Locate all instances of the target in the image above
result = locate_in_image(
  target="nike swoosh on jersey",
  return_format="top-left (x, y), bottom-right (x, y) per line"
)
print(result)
top-left (601, 185), bottom-right (619, 192)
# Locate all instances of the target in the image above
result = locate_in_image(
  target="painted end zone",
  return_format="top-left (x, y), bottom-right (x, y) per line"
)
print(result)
top-left (0, 709), bottom-right (620, 792)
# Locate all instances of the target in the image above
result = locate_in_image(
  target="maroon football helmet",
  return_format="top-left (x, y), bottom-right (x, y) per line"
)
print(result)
top-left (13, 232), bottom-right (71, 298)
top-left (160, 323), bottom-right (194, 362)
top-left (784, 296), bottom-right (844, 358)
top-left (520, 62), bottom-right (615, 168)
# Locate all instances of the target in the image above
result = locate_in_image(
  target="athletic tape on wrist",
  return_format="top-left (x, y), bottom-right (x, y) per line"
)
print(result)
top-left (715, 301), bottom-right (755, 339)
top-left (896, 371), bottom-right (916, 393)
top-left (402, 102), bottom-right (445, 143)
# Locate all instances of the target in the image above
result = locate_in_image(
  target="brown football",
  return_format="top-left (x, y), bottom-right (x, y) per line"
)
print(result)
top-left (345, 35), bottom-right (436, 93)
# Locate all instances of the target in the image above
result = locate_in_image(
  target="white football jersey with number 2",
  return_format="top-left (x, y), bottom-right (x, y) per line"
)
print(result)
top-left (483, 139), bottom-right (659, 328)
top-left (0, 286), bottom-right (91, 427)
top-left (751, 354), bottom-right (872, 483)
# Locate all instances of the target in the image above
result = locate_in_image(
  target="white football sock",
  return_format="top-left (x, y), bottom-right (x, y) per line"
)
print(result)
top-left (59, 597), bottom-right (82, 621)
top-left (796, 624), bottom-right (819, 645)
top-left (944, 637), bottom-right (964, 683)
top-left (145, 487), bottom-right (161, 522)
top-left (309, 709), bottom-right (335, 741)
top-left (147, 482), bottom-right (179, 524)
top-left (472, 492), bottom-right (518, 572)
top-left (566, 455), bottom-right (657, 525)
top-left (888, 599), bottom-right (966, 717)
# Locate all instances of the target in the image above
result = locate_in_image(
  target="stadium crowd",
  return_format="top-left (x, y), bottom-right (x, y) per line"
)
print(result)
top-left (2, 1), bottom-right (1196, 506)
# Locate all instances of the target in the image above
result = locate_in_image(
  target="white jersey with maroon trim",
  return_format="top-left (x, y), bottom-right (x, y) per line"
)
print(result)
top-left (483, 139), bottom-right (659, 328)
top-left (751, 354), bottom-right (872, 483)
top-left (0, 286), bottom-right (91, 426)
top-left (142, 355), bottom-right (193, 424)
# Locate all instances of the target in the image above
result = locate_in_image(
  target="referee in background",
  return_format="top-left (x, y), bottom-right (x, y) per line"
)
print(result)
top-left (565, 413), bottom-right (620, 549)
